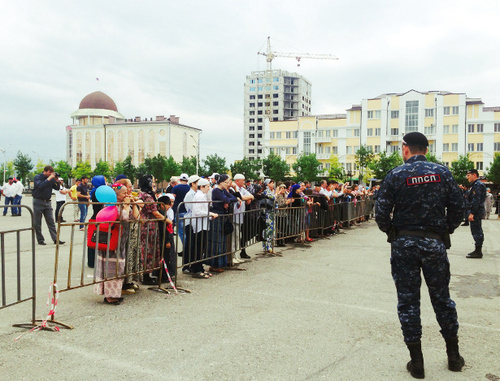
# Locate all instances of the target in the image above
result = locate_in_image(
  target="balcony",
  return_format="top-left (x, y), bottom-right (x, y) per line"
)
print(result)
top-left (316, 153), bottom-right (331, 160)
top-left (314, 136), bottom-right (331, 143)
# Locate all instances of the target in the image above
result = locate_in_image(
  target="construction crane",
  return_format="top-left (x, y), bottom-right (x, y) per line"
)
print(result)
top-left (257, 36), bottom-right (338, 70)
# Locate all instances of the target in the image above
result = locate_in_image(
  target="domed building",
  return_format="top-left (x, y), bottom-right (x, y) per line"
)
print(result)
top-left (67, 91), bottom-right (201, 169)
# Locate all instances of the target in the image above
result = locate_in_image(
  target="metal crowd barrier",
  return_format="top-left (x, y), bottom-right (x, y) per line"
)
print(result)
top-left (46, 200), bottom-right (177, 329)
top-left (0, 205), bottom-right (37, 329)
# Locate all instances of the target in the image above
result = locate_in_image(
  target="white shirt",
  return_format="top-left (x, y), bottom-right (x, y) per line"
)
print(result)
top-left (233, 186), bottom-right (250, 224)
top-left (53, 185), bottom-right (68, 202)
top-left (191, 190), bottom-right (210, 233)
top-left (183, 188), bottom-right (196, 226)
top-left (319, 187), bottom-right (332, 198)
top-left (14, 181), bottom-right (24, 196)
top-left (2, 183), bottom-right (16, 197)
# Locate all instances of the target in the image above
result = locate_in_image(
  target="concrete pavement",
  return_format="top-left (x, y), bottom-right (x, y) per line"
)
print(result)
top-left (0, 197), bottom-right (499, 380)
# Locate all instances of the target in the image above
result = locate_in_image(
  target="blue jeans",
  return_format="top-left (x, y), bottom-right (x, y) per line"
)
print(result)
top-left (14, 195), bottom-right (22, 215)
top-left (176, 212), bottom-right (187, 248)
top-left (3, 196), bottom-right (14, 215)
top-left (79, 203), bottom-right (88, 229)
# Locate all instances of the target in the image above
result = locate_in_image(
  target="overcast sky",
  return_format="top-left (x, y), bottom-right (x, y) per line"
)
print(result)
top-left (1, 0), bottom-right (500, 167)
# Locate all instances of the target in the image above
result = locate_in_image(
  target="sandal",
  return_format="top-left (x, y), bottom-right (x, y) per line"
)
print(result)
top-left (209, 267), bottom-right (224, 273)
top-left (104, 297), bottom-right (122, 305)
top-left (192, 272), bottom-right (209, 279)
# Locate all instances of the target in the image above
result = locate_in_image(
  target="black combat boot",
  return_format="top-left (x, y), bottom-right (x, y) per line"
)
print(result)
top-left (240, 248), bottom-right (250, 259)
top-left (445, 336), bottom-right (465, 371)
top-left (466, 246), bottom-right (483, 258)
top-left (406, 341), bottom-right (425, 379)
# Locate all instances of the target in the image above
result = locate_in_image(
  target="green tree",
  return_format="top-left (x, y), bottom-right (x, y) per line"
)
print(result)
top-left (1, 161), bottom-right (15, 183)
top-left (262, 153), bottom-right (289, 181)
top-left (368, 151), bottom-right (403, 180)
top-left (202, 154), bottom-right (228, 175)
top-left (230, 158), bottom-right (261, 180)
top-left (328, 155), bottom-right (344, 182)
top-left (425, 152), bottom-right (445, 165)
top-left (92, 160), bottom-right (114, 181)
top-left (72, 161), bottom-right (92, 180)
top-left (114, 156), bottom-right (137, 183)
top-left (355, 145), bottom-right (375, 183)
top-left (163, 155), bottom-right (181, 182)
top-left (486, 153), bottom-right (500, 184)
top-left (143, 154), bottom-right (167, 183)
top-left (450, 154), bottom-right (474, 185)
top-left (135, 163), bottom-right (148, 180)
top-left (52, 160), bottom-right (73, 181)
top-left (179, 156), bottom-right (198, 176)
top-left (292, 153), bottom-right (321, 183)
top-left (13, 151), bottom-right (34, 183)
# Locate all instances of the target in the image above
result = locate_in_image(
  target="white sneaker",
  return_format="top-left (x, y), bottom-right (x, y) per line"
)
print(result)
top-left (232, 257), bottom-right (242, 264)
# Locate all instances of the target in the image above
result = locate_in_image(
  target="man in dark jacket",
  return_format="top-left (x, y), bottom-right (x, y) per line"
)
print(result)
top-left (465, 169), bottom-right (486, 258)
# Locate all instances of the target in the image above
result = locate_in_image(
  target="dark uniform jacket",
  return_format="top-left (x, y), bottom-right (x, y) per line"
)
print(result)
top-left (375, 155), bottom-right (464, 234)
top-left (32, 173), bottom-right (58, 200)
top-left (467, 179), bottom-right (486, 218)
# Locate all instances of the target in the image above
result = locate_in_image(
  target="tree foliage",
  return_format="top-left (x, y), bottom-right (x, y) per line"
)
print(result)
top-left (450, 154), bottom-right (474, 185)
top-left (230, 158), bottom-right (261, 181)
top-left (425, 152), bottom-right (444, 165)
top-left (92, 160), bottom-right (114, 181)
top-left (179, 156), bottom-right (197, 176)
top-left (72, 161), bottom-right (92, 180)
top-left (328, 155), bottom-right (344, 182)
top-left (143, 154), bottom-right (167, 183)
top-left (292, 153), bottom-right (321, 183)
top-left (262, 153), bottom-right (289, 181)
top-left (114, 156), bottom-right (137, 183)
top-left (163, 156), bottom-right (181, 182)
top-left (33, 159), bottom-right (47, 175)
top-left (202, 154), bottom-right (228, 176)
top-left (13, 151), bottom-right (34, 183)
top-left (51, 160), bottom-right (73, 182)
top-left (368, 151), bottom-right (403, 180)
top-left (486, 153), bottom-right (500, 184)
top-left (1, 161), bottom-right (15, 184)
top-left (355, 145), bottom-right (375, 183)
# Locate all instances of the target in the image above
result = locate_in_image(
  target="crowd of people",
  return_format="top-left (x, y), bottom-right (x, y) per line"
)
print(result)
top-left (0, 176), bottom-right (24, 216)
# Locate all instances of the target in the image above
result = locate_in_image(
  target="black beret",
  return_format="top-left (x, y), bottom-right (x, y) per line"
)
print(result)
top-left (467, 169), bottom-right (479, 176)
top-left (402, 132), bottom-right (428, 147)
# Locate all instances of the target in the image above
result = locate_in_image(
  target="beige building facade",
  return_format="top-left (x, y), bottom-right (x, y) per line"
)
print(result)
top-left (67, 91), bottom-right (201, 169)
top-left (269, 90), bottom-right (500, 178)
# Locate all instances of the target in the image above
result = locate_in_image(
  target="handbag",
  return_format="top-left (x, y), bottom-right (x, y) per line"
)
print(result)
top-left (223, 218), bottom-right (234, 235)
top-left (87, 219), bottom-right (121, 251)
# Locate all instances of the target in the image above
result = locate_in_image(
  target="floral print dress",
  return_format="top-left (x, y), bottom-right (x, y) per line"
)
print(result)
top-left (263, 188), bottom-right (276, 251)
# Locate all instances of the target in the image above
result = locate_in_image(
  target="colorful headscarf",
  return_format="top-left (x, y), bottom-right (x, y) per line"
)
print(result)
top-left (287, 184), bottom-right (301, 198)
top-left (90, 175), bottom-right (106, 198)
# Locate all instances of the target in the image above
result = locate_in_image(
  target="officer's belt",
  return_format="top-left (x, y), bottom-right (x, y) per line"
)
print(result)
top-left (397, 229), bottom-right (442, 240)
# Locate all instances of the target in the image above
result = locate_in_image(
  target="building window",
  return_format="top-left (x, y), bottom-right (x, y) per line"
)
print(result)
top-left (325, 146), bottom-right (331, 153)
top-left (258, 95), bottom-right (263, 99)
top-left (424, 125), bottom-right (435, 135)
top-left (374, 145), bottom-right (380, 153)
top-left (273, 86), bottom-right (279, 90)
top-left (249, 149), bottom-right (254, 154)
top-left (494, 142), bottom-right (500, 151)
top-left (451, 143), bottom-right (458, 151)
top-left (286, 132), bottom-right (291, 139)
top-left (428, 143), bottom-right (435, 153)
top-left (452, 124), bottom-right (459, 133)
top-left (367, 110), bottom-right (381, 119)
top-left (304, 132), bottom-right (311, 154)
top-left (249, 103), bottom-right (255, 107)
top-left (353, 129), bottom-right (360, 137)
top-left (325, 130), bottom-right (331, 137)
top-left (258, 118), bottom-right (263, 122)
top-left (346, 146), bottom-right (352, 154)
top-left (495, 123), bottom-right (500, 132)
top-left (250, 79), bottom-right (255, 84)
top-left (405, 100), bottom-right (419, 132)
top-left (390, 128), bottom-right (399, 135)
top-left (270, 132), bottom-right (275, 139)
top-left (468, 143), bottom-right (474, 151)
top-left (292, 147), bottom-right (297, 154)
top-left (477, 124), bottom-right (484, 133)
top-left (276, 132), bottom-right (281, 139)
top-left (257, 149), bottom-right (262, 154)
top-left (273, 110), bottom-right (278, 114)
top-left (249, 118), bottom-right (255, 123)
top-left (468, 124), bottom-right (474, 133)
top-left (476, 162), bottom-right (483, 170)
top-left (258, 133), bottom-right (262, 138)
top-left (443, 143), bottom-right (449, 152)
top-left (273, 94), bottom-right (278, 98)
top-left (249, 141), bottom-right (255, 146)
top-left (477, 143), bottom-right (483, 151)
top-left (375, 128), bottom-right (381, 136)
top-left (249, 134), bottom-right (255, 139)
top-left (258, 125), bottom-right (263, 130)
top-left (425, 108), bottom-right (434, 117)
top-left (273, 77), bottom-right (279, 82)
top-left (250, 87), bottom-right (256, 92)
top-left (367, 128), bottom-right (373, 136)
top-left (443, 125), bottom-right (449, 134)
top-left (331, 129), bottom-right (338, 137)
top-left (265, 86), bottom-right (271, 91)
top-left (443, 106), bottom-right (450, 115)
top-left (452, 106), bottom-right (459, 115)
top-left (273, 101), bottom-right (279, 106)
top-left (317, 130), bottom-right (323, 138)
top-left (258, 86), bottom-right (263, 91)
top-left (293, 131), bottom-right (298, 138)
top-left (250, 95), bottom-right (255, 100)
top-left (257, 110), bottom-right (263, 115)
top-left (391, 110), bottom-right (399, 119)
top-left (258, 102), bottom-right (263, 107)
top-left (249, 111), bottom-right (255, 116)
top-left (249, 126), bottom-right (255, 131)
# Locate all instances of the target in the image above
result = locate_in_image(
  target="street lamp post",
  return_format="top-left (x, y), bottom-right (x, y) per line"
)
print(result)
top-left (0, 148), bottom-right (5, 184)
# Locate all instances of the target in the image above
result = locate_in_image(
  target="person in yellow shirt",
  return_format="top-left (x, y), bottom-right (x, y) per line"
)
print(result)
top-left (69, 178), bottom-right (81, 222)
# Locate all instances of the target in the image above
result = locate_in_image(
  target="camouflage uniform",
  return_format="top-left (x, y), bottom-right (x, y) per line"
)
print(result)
top-left (467, 179), bottom-right (486, 247)
top-left (375, 155), bottom-right (464, 343)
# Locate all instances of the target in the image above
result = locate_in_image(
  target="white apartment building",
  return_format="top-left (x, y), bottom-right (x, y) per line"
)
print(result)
top-left (243, 69), bottom-right (312, 161)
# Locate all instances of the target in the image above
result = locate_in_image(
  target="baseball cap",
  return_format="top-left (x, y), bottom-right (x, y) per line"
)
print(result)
top-left (234, 174), bottom-right (245, 180)
top-left (179, 173), bottom-right (189, 181)
top-left (198, 178), bottom-right (209, 187)
top-left (188, 175), bottom-right (200, 184)
top-left (209, 172), bottom-right (219, 179)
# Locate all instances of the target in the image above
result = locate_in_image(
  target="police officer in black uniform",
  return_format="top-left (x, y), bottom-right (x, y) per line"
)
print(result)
top-left (375, 132), bottom-right (465, 378)
top-left (465, 169), bottom-right (486, 258)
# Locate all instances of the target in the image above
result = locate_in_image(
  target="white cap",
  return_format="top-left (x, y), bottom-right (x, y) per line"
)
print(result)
top-left (188, 175), bottom-right (200, 184)
top-left (179, 173), bottom-right (189, 181)
top-left (234, 174), bottom-right (245, 180)
top-left (198, 178), bottom-right (209, 187)
top-left (170, 176), bottom-right (178, 182)
top-left (209, 172), bottom-right (219, 179)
